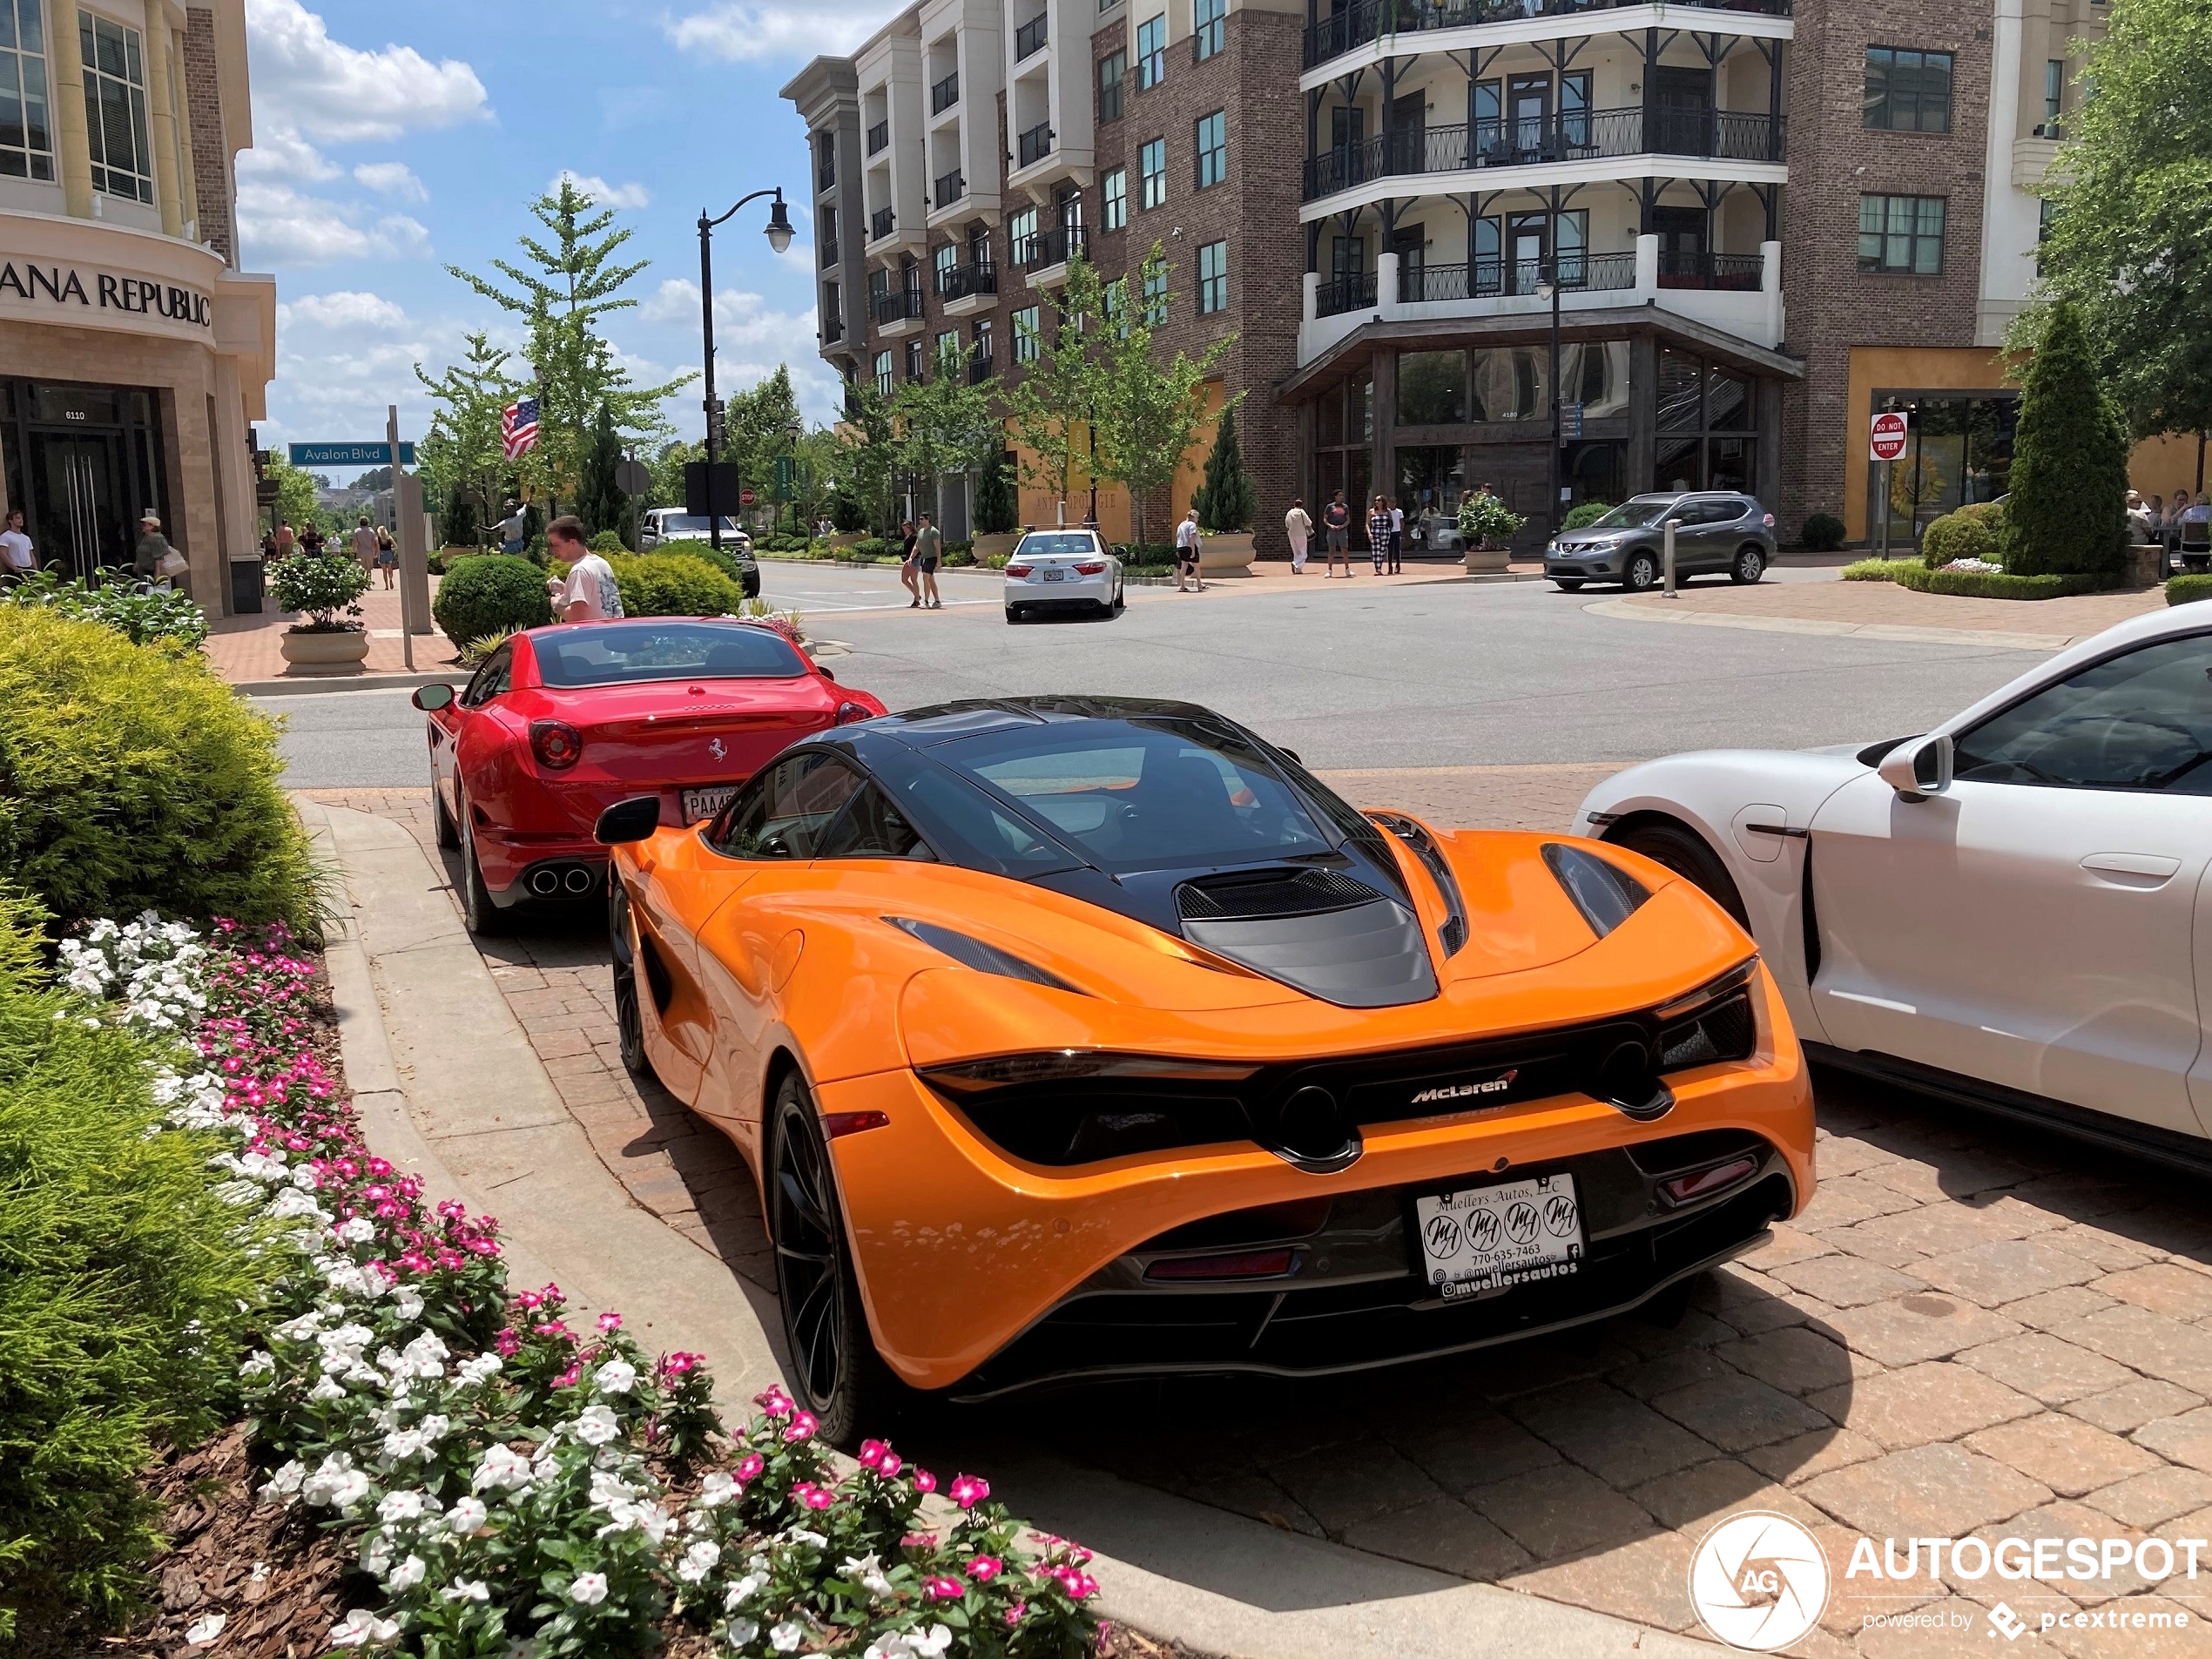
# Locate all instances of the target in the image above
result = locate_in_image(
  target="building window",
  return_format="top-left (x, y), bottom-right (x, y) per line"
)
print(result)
top-left (1136, 14), bottom-right (1165, 89)
top-left (0, 0), bottom-right (55, 181)
top-left (906, 340), bottom-right (925, 381)
top-left (1139, 136), bottom-right (1166, 208)
top-left (1858, 193), bottom-right (1946, 273)
top-left (1197, 239), bottom-right (1227, 314)
top-left (1142, 263), bottom-right (1167, 325)
top-left (2042, 59), bottom-right (2063, 133)
top-left (1013, 305), bottom-right (1042, 363)
top-left (1193, 0), bottom-right (1224, 61)
top-left (824, 280), bottom-right (841, 327)
top-left (1102, 166), bottom-right (1127, 231)
top-left (934, 330), bottom-right (961, 374)
top-left (974, 316), bottom-right (994, 368)
top-left (934, 242), bottom-right (958, 291)
top-left (1097, 50), bottom-right (1125, 122)
top-left (1194, 110), bottom-right (1225, 188)
top-left (1863, 47), bottom-right (1953, 133)
top-left (874, 350), bottom-right (894, 395)
top-left (1008, 205), bottom-right (1038, 263)
top-left (79, 11), bottom-right (152, 203)
top-left (816, 131), bottom-right (836, 192)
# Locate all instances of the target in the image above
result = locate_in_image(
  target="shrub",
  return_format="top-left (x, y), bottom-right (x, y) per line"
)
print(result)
top-left (267, 551), bottom-right (372, 631)
top-left (1956, 500), bottom-right (2007, 531)
top-left (1561, 500), bottom-right (1614, 530)
top-left (1802, 513), bottom-right (1847, 550)
top-left (1193, 408), bottom-right (1257, 532)
top-left (432, 555), bottom-right (553, 644)
top-left (2167, 575), bottom-right (2212, 606)
top-left (0, 610), bottom-right (318, 929)
top-left (2004, 301), bottom-right (2129, 577)
top-left (658, 541), bottom-right (752, 583)
top-left (1457, 492), bottom-right (1527, 545)
top-left (0, 904), bottom-right (273, 1640)
top-left (609, 553), bottom-right (743, 617)
top-left (1919, 510), bottom-right (2000, 570)
top-left (1, 568), bottom-right (209, 650)
top-left (1892, 565), bottom-right (2120, 599)
top-left (589, 529), bottom-right (628, 555)
top-left (1841, 557), bottom-right (1925, 582)
top-left (973, 449), bottom-right (1017, 535)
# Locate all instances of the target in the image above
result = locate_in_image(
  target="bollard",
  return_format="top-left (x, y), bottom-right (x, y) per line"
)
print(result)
top-left (1663, 520), bottom-right (1677, 599)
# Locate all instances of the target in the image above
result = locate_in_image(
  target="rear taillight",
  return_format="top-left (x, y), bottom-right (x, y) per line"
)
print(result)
top-left (823, 1110), bottom-right (891, 1139)
top-left (1146, 1248), bottom-right (1297, 1283)
top-left (529, 719), bottom-right (583, 770)
top-left (835, 701), bottom-right (873, 725)
top-left (1074, 560), bottom-right (1107, 574)
top-left (1761, 513), bottom-right (1776, 528)
top-left (1661, 1155), bottom-right (1760, 1205)
top-left (1005, 563), bottom-right (1032, 577)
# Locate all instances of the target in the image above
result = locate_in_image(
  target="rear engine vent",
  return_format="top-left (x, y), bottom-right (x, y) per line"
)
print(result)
top-left (1177, 867), bottom-right (1379, 921)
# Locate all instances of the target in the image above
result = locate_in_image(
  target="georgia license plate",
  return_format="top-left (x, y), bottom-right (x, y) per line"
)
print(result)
top-left (1413, 1173), bottom-right (1583, 1301)
top-left (681, 786), bottom-right (737, 822)
top-left (1042, 567), bottom-right (1067, 581)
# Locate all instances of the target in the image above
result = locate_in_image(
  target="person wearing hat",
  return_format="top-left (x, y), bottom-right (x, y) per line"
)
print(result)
top-left (133, 513), bottom-right (182, 590)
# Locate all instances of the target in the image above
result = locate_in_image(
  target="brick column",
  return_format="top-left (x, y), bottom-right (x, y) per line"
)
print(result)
top-left (143, 0), bottom-right (184, 237)
top-left (47, 1), bottom-right (95, 219)
top-left (182, 7), bottom-right (233, 264)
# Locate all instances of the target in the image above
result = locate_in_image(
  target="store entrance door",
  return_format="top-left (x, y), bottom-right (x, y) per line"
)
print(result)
top-left (29, 430), bottom-right (133, 580)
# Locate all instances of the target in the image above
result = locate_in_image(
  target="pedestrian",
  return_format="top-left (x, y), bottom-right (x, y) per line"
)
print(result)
top-left (300, 521), bottom-right (326, 556)
top-left (273, 518), bottom-right (296, 559)
top-left (351, 515), bottom-right (379, 574)
top-left (913, 512), bottom-right (945, 609)
top-left (0, 507), bottom-right (35, 581)
top-left (375, 524), bottom-right (398, 589)
top-left (134, 513), bottom-right (182, 590)
top-left (2165, 489), bottom-right (2191, 570)
top-left (1387, 496), bottom-right (1405, 573)
top-left (497, 503), bottom-right (526, 556)
top-left (1367, 496), bottom-right (1391, 575)
top-left (898, 518), bottom-right (920, 608)
top-left (1175, 507), bottom-right (1205, 592)
top-left (1284, 497), bottom-right (1313, 575)
top-left (544, 516), bottom-right (624, 621)
top-left (1323, 489), bottom-right (1352, 577)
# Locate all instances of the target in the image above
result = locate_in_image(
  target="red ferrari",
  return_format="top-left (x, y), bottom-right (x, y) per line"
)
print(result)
top-left (413, 618), bottom-right (884, 933)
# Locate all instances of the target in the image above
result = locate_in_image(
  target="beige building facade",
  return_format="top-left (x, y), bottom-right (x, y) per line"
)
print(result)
top-left (0, 0), bottom-right (274, 614)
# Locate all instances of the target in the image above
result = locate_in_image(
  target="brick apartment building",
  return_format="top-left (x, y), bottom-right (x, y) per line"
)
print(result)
top-left (786, 0), bottom-right (2130, 556)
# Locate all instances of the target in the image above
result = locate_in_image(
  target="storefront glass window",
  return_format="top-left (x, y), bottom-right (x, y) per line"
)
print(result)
top-left (1564, 441), bottom-right (1624, 506)
top-left (1561, 342), bottom-right (1630, 419)
top-left (1, 0), bottom-right (55, 180)
top-left (1470, 347), bottom-right (1544, 421)
top-left (1708, 370), bottom-right (1751, 431)
top-left (1709, 437), bottom-right (1754, 494)
top-left (1396, 445), bottom-right (1463, 551)
top-left (1871, 392), bottom-right (2016, 548)
top-left (1398, 352), bottom-right (1466, 426)
top-left (1656, 438), bottom-right (1702, 492)
top-left (1657, 348), bottom-right (1700, 431)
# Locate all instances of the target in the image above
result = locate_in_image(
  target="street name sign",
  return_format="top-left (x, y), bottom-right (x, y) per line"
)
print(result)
top-left (289, 441), bottom-right (416, 467)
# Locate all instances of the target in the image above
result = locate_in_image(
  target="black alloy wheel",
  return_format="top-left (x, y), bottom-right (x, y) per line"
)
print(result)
top-left (607, 876), bottom-right (651, 1078)
top-left (457, 796), bottom-right (508, 936)
top-left (432, 778), bottom-right (460, 848)
top-left (1612, 820), bottom-right (1751, 931)
top-left (769, 1072), bottom-right (900, 1446)
top-left (1622, 551), bottom-right (1660, 592)
top-left (1731, 546), bottom-right (1766, 584)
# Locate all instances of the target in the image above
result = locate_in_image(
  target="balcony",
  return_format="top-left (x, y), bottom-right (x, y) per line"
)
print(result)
top-left (1314, 270), bottom-right (1379, 318)
top-left (873, 287), bottom-right (927, 333)
top-left (823, 314), bottom-right (845, 343)
top-left (1301, 108), bottom-right (1783, 202)
top-left (936, 260), bottom-right (999, 300)
top-left (820, 237), bottom-right (840, 267)
top-left (817, 156), bottom-right (837, 193)
top-left (933, 71), bottom-right (961, 114)
top-left (969, 350), bottom-right (995, 384)
top-left (870, 206), bottom-right (896, 240)
top-left (867, 120), bottom-right (890, 154)
top-left (1020, 222), bottom-right (1088, 273)
top-left (935, 169), bottom-right (966, 207)
top-left (1398, 252), bottom-right (1635, 302)
top-left (1305, 0), bottom-right (1788, 68)
top-left (1015, 12), bottom-right (1049, 58)
top-left (1018, 121), bottom-right (1054, 168)
top-left (1657, 249), bottom-right (1763, 290)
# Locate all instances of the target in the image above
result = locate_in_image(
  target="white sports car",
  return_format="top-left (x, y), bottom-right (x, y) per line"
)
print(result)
top-left (1572, 602), bottom-right (2212, 1166)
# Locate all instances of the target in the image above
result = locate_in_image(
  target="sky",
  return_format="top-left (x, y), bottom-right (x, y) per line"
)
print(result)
top-left (243, 0), bottom-right (901, 481)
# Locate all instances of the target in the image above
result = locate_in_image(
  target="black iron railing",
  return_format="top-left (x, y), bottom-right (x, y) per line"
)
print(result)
top-left (873, 287), bottom-right (926, 324)
top-left (820, 237), bottom-right (840, 266)
top-left (1395, 252), bottom-right (1635, 303)
top-left (1314, 270), bottom-right (1379, 317)
top-left (823, 314), bottom-right (845, 342)
top-left (937, 260), bottom-right (999, 300)
top-left (935, 169), bottom-right (966, 206)
top-left (1301, 107), bottom-right (1782, 200)
top-left (867, 120), bottom-right (889, 154)
top-left (870, 206), bottom-right (895, 240)
top-left (1018, 120), bottom-right (1054, 167)
top-left (1657, 250), bottom-right (1765, 289)
top-left (1305, 0), bottom-right (1790, 67)
top-left (1015, 12), bottom-right (1049, 57)
top-left (932, 71), bottom-right (961, 113)
top-left (970, 351), bottom-right (995, 383)
top-left (817, 151), bottom-right (836, 192)
top-left (1020, 222), bottom-right (1088, 269)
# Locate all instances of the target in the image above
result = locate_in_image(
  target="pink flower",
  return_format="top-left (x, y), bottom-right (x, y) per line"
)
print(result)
top-left (754, 1385), bottom-right (795, 1420)
top-left (966, 1556), bottom-right (1002, 1581)
top-left (924, 1577), bottom-right (965, 1602)
top-left (516, 1291), bottom-right (543, 1310)
top-left (784, 1411), bottom-right (818, 1443)
top-left (552, 1362), bottom-right (580, 1387)
top-left (791, 1482), bottom-right (834, 1511)
top-left (911, 1469), bottom-right (937, 1494)
top-left (658, 1352), bottom-right (703, 1379)
top-left (879, 1452), bottom-right (903, 1479)
top-left (857, 1439), bottom-right (888, 1470)
top-left (949, 1474), bottom-right (990, 1509)
top-left (597, 1312), bottom-right (623, 1333)
top-left (735, 1453), bottom-right (765, 1481)
top-left (1004, 1603), bottom-right (1028, 1628)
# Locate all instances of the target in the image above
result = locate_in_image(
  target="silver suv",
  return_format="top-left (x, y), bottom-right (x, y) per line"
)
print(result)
top-left (1545, 492), bottom-right (1777, 592)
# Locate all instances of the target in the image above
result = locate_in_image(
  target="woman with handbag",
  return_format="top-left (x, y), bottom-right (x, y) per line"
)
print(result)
top-left (134, 514), bottom-right (188, 592)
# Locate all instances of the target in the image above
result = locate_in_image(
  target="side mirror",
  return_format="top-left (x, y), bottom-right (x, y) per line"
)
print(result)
top-left (595, 795), bottom-right (664, 845)
top-left (818, 665), bottom-right (837, 681)
top-left (1279, 747), bottom-right (1303, 764)
top-left (412, 684), bottom-right (455, 711)
top-left (1878, 733), bottom-right (1953, 800)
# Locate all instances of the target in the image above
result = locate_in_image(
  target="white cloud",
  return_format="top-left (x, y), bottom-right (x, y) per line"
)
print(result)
top-left (245, 0), bottom-right (489, 145)
top-left (280, 291), bottom-right (412, 331)
top-left (353, 161), bottom-right (428, 202)
top-left (636, 279), bottom-right (841, 426)
top-left (664, 0), bottom-right (892, 63)
top-left (239, 126), bottom-right (340, 182)
top-left (552, 172), bottom-right (652, 212)
top-left (237, 178), bottom-right (432, 266)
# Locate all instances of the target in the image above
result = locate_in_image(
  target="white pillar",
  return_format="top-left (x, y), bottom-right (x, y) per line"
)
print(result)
top-left (1634, 233), bottom-right (1660, 296)
top-left (1760, 239), bottom-right (1784, 347)
top-left (1303, 269), bottom-right (1320, 322)
top-left (1376, 251), bottom-right (1401, 320)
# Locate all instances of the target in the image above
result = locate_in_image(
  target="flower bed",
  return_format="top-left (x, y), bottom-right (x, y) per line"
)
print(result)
top-left (64, 919), bottom-right (1108, 1659)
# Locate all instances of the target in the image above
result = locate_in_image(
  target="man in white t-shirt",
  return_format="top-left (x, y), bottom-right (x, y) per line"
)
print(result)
top-left (1174, 508), bottom-right (1205, 593)
top-left (546, 516), bottom-right (624, 621)
top-left (0, 509), bottom-right (34, 578)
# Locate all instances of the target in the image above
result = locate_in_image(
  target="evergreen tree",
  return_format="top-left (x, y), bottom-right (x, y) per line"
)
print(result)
top-left (415, 332), bottom-right (522, 534)
top-left (1192, 407), bottom-right (1256, 532)
top-left (577, 404), bottom-right (626, 542)
top-left (442, 482), bottom-right (480, 549)
top-left (973, 448), bottom-right (1017, 534)
top-left (2002, 302), bottom-right (2128, 577)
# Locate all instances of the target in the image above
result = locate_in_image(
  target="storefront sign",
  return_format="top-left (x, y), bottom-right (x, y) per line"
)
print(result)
top-left (0, 260), bottom-right (213, 327)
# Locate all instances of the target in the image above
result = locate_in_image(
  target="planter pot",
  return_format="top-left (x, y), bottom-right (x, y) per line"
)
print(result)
top-left (1200, 531), bottom-right (1256, 577)
top-left (972, 532), bottom-right (1023, 562)
top-left (1462, 545), bottom-right (1511, 574)
top-left (2127, 543), bottom-right (2167, 590)
top-left (280, 627), bottom-right (371, 673)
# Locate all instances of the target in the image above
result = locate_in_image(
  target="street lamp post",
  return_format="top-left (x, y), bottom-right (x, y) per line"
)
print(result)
top-left (698, 187), bottom-right (795, 553)
top-left (1540, 257), bottom-right (1562, 540)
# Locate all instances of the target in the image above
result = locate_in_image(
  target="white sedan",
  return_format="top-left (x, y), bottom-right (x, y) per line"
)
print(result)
top-left (1003, 529), bottom-right (1124, 623)
top-left (1573, 603), bottom-right (2212, 1164)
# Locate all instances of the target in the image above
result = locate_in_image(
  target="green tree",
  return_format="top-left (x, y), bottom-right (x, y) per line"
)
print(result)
top-left (261, 455), bottom-right (320, 538)
top-left (833, 381), bottom-right (902, 535)
top-left (2001, 301), bottom-right (2129, 577)
top-left (414, 331), bottom-right (521, 538)
top-left (445, 179), bottom-right (691, 506)
top-left (2008, 0), bottom-right (2212, 441)
top-left (726, 366), bottom-right (804, 502)
top-left (894, 341), bottom-right (1003, 521)
top-left (1004, 259), bottom-right (1106, 522)
top-left (1192, 406), bottom-right (1256, 532)
top-left (1091, 245), bottom-right (1238, 550)
top-left (577, 403), bottom-right (626, 543)
top-left (973, 446), bottom-right (1017, 534)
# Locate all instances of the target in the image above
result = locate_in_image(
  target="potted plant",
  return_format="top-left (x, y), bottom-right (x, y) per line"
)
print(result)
top-left (1457, 490), bottom-right (1527, 574)
top-left (268, 553), bottom-right (374, 671)
top-left (1192, 408), bottom-right (1258, 575)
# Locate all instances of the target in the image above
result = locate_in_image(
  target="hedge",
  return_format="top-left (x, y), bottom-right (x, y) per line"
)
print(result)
top-left (2167, 575), bottom-right (2212, 607)
top-left (1840, 557), bottom-right (1925, 582)
top-left (1919, 511), bottom-right (1999, 570)
top-left (432, 555), bottom-right (553, 644)
top-left (0, 609), bottom-right (318, 931)
top-left (1892, 565), bottom-right (2121, 600)
top-left (608, 553), bottom-right (744, 617)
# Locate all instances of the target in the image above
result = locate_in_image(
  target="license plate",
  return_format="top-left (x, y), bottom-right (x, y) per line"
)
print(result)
top-left (1413, 1173), bottom-right (1582, 1301)
top-left (1042, 568), bottom-right (1066, 582)
top-left (682, 786), bottom-right (737, 822)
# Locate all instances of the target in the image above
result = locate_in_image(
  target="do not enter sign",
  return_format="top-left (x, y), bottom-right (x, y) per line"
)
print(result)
top-left (1870, 410), bottom-right (1910, 462)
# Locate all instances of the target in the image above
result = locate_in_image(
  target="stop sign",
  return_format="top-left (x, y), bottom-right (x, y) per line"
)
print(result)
top-left (1869, 410), bottom-right (1910, 462)
top-left (739, 487), bottom-right (758, 507)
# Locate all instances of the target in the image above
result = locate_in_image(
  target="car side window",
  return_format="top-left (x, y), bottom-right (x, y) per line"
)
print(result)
top-left (462, 645), bottom-right (512, 707)
top-left (1952, 634), bottom-right (2212, 792)
top-left (706, 753), bottom-right (865, 859)
top-left (814, 784), bottom-right (937, 860)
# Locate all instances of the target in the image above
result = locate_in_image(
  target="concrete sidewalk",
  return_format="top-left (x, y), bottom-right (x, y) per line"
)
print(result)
top-left (1595, 577), bottom-right (2165, 651)
top-left (212, 581), bottom-right (461, 694)
top-left (298, 796), bottom-right (1709, 1659)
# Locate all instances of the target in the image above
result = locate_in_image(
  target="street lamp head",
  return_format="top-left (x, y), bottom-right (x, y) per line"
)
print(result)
top-left (765, 195), bottom-right (794, 254)
top-left (1535, 281), bottom-right (1555, 301)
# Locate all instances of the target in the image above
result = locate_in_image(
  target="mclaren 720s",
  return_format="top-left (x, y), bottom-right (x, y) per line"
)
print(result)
top-left (595, 696), bottom-right (1815, 1442)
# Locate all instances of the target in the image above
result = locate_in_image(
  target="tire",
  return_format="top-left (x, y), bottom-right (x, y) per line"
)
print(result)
top-left (1005, 605), bottom-right (1022, 624)
top-left (457, 798), bottom-right (509, 937)
top-left (1622, 551), bottom-right (1660, 592)
top-left (1730, 545), bottom-right (1766, 585)
top-left (1611, 819), bottom-right (1750, 931)
top-left (608, 876), bottom-right (651, 1079)
top-left (1553, 579), bottom-right (1585, 592)
top-left (1111, 579), bottom-right (1126, 614)
top-left (432, 778), bottom-right (460, 848)
top-left (769, 1072), bottom-right (906, 1447)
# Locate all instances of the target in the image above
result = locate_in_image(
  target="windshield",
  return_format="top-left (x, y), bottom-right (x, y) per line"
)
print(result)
top-left (1586, 501), bottom-right (1673, 529)
top-left (654, 515), bottom-right (743, 535)
top-left (535, 622), bottom-right (806, 687)
top-left (935, 718), bottom-right (1333, 873)
top-left (1015, 532), bottom-right (1102, 557)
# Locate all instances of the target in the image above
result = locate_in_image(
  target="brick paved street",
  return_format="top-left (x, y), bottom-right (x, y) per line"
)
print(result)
top-left (1615, 579), bottom-right (2165, 645)
top-left (307, 776), bottom-right (2212, 1654)
top-left (210, 582), bottom-right (456, 685)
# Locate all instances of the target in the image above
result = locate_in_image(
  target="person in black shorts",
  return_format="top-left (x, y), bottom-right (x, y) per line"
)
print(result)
top-left (1323, 490), bottom-right (1352, 577)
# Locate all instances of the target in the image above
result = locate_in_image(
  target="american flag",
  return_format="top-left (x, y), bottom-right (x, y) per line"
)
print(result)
top-left (501, 395), bottom-right (541, 460)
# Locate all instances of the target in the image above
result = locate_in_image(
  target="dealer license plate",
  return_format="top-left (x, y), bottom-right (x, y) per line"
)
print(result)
top-left (682, 786), bottom-right (737, 822)
top-left (1413, 1173), bottom-right (1583, 1301)
top-left (1042, 567), bottom-right (1067, 581)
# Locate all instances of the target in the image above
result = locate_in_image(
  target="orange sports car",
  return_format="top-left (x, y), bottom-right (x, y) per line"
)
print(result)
top-left (596, 697), bottom-right (1814, 1440)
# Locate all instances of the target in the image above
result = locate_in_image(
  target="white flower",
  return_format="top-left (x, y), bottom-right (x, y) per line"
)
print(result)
top-left (398, 1332), bottom-right (448, 1378)
top-left (786, 1527), bottom-right (827, 1550)
top-left (184, 1612), bottom-right (226, 1646)
top-left (472, 1444), bottom-right (534, 1494)
top-left (388, 1555), bottom-right (427, 1593)
top-left (910, 1626), bottom-right (952, 1659)
top-left (593, 1359), bottom-right (637, 1394)
top-left (237, 1350), bottom-right (276, 1379)
top-left (300, 1453), bottom-right (370, 1509)
top-left (570, 1572), bottom-right (609, 1606)
top-left (445, 1496), bottom-right (489, 1534)
top-left (273, 1310), bottom-right (325, 1343)
top-left (376, 1489), bottom-right (431, 1523)
top-left (327, 1609), bottom-right (401, 1648)
top-left (725, 1619), bottom-right (760, 1648)
top-left (696, 1471), bottom-right (740, 1507)
top-left (307, 1374), bottom-right (347, 1402)
top-left (442, 1578), bottom-right (491, 1603)
top-left (455, 1353), bottom-right (502, 1387)
top-left (723, 1571), bottom-right (767, 1609)
top-left (769, 1622), bottom-right (805, 1653)
top-left (394, 1287), bottom-right (425, 1322)
top-left (678, 1540), bottom-right (721, 1582)
top-left (842, 1553), bottom-right (894, 1600)
top-left (257, 1460), bottom-right (305, 1502)
top-left (573, 1404), bottom-right (621, 1446)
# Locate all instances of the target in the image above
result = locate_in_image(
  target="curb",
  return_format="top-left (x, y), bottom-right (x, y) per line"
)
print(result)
top-left (1586, 595), bottom-right (2085, 651)
top-left (236, 669), bottom-right (461, 698)
top-left (297, 795), bottom-right (1706, 1659)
